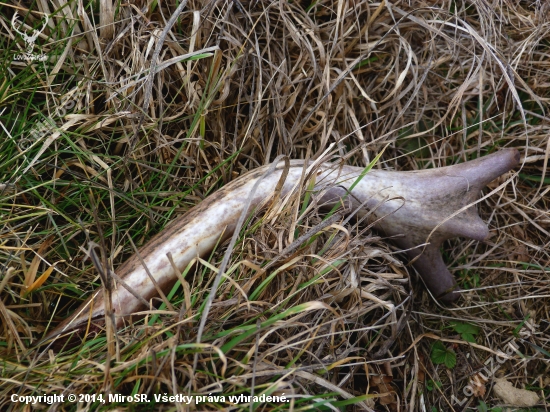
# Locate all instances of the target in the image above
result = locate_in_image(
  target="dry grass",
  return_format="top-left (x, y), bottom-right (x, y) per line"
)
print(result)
top-left (0, 0), bottom-right (549, 410)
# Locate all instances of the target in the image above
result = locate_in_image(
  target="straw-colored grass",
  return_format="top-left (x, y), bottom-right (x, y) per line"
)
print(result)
top-left (0, 0), bottom-right (548, 410)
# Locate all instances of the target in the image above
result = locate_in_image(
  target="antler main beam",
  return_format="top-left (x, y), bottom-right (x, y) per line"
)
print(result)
top-left (44, 149), bottom-right (519, 342)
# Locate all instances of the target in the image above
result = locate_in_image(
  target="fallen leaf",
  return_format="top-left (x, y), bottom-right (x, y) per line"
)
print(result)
top-left (511, 225), bottom-right (526, 240)
top-left (493, 378), bottom-right (540, 407)
top-left (369, 375), bottom-right (397, 407)
top-left (24, 237), bottom-right (53, 292)
top-left (24, 264), bottom-right (56, 296)
top-left (469, 373), bottom-right (487, 397)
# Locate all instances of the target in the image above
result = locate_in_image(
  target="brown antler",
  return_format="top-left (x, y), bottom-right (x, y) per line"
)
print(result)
top-left (43, 149), bottom-right (519, 343)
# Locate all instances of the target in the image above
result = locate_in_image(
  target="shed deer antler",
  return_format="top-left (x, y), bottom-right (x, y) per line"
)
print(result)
top-left (43, 149), bottom-right (519, 343)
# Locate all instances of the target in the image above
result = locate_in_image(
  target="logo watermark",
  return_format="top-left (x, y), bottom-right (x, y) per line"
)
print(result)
top-left (12, 12), bottom-right (49, 62)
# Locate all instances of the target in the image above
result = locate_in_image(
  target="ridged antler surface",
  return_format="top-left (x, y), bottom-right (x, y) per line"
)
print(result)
top-left (44, 149), bottom-right (519, 342)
